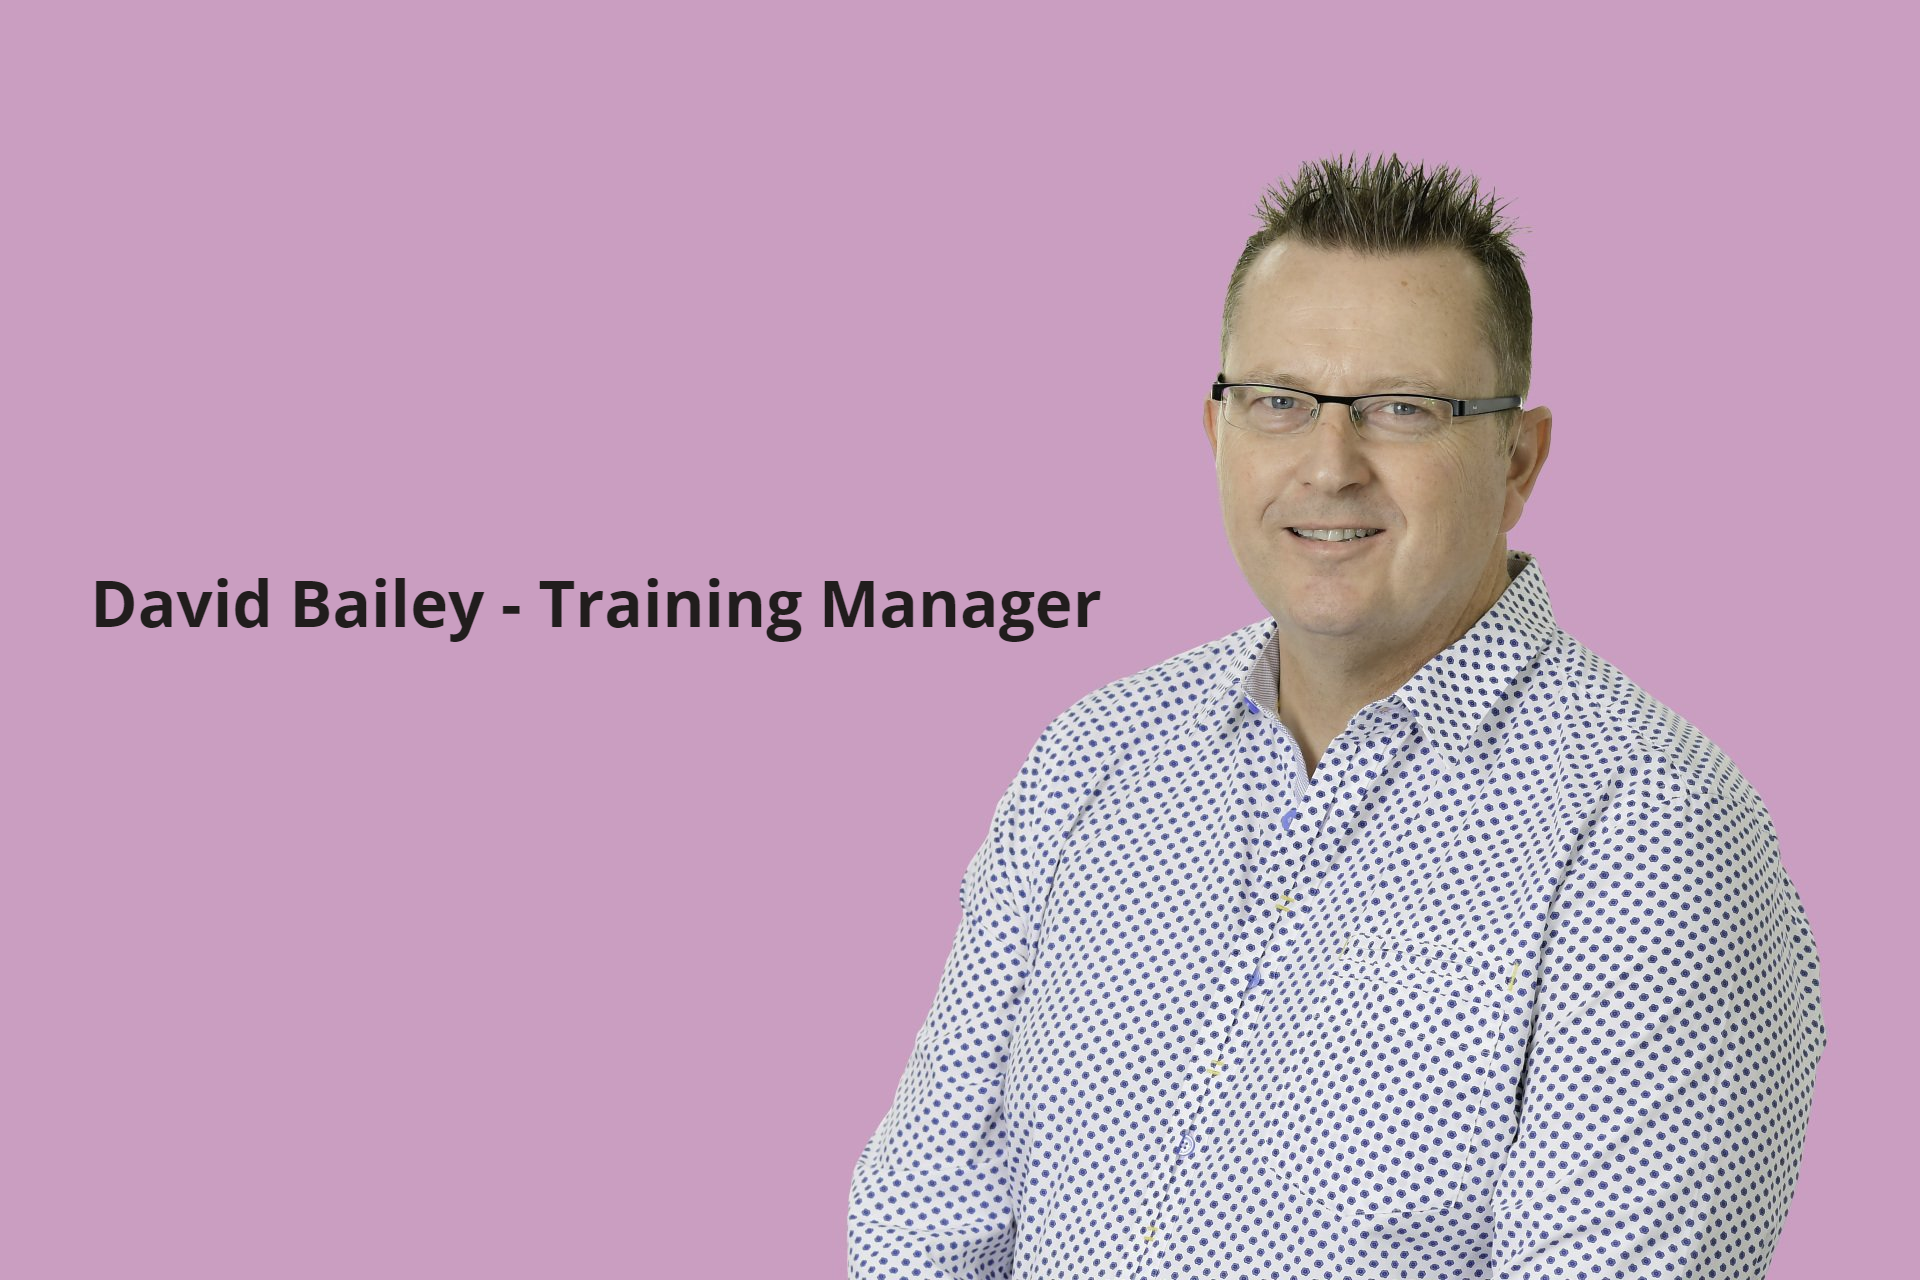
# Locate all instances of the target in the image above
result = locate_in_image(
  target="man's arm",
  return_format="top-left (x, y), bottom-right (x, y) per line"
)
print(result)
top-left (1493, 775), bottom-right (1827, 1278)
top-left (847, 719), bottom-right (1056, 1280)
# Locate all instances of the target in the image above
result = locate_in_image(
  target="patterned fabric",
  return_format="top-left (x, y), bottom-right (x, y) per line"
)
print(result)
top-left (847, 550), bottom-right (1826, 1279)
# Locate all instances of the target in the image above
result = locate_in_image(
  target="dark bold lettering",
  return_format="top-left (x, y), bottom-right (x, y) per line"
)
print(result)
top-left (999, 591), bottom-right (1034, 642)
top-left (237, 578), bottom-right (269, 628)
top-left (824, 579), bottom-right (873, 628)
top-left (96, 581), bottom-right (134, 627)
top-left (295, 581), bottom-right (329, 628)
top-left (447, 591), bottom-right (482, 642)
top-left (538, 581), bottom-right (573, 627)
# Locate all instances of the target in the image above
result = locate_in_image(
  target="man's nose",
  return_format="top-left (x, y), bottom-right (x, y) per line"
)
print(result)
top-left (1297, 402), bottom-right (1373, 490)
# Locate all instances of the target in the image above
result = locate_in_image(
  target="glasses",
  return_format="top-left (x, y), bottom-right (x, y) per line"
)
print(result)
top-left (1211, 377), bottom-right (1522, 442)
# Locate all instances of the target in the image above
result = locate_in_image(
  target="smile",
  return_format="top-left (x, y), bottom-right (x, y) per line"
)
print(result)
top-left (1287, 527), bottom-right (1382, 542)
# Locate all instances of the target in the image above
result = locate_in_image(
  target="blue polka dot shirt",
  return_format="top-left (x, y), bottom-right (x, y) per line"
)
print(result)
top-left (848, 551), bottom-right (1827, 1279)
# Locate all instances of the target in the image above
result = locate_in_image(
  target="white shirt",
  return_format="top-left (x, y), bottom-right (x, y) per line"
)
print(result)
top-left (847, 550), bottom-right (1827, 1278)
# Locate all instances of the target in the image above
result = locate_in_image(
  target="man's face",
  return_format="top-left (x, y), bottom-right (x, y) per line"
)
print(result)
top-left (1205, 239), bottom-right (1551, 667)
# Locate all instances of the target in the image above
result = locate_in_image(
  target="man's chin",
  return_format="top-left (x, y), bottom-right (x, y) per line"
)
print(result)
top-left (1275, 611), bottom-right (1374, 639)
top-left (1263, 586), bottom-right (1386, 638)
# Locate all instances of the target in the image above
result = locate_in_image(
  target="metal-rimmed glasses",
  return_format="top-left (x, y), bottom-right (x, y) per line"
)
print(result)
top-left (1211, 376), bottom-right (1521, 442)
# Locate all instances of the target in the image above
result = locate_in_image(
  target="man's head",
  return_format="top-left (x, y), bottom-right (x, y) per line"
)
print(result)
top-left (1204, 153), bottom-right (1552, 673)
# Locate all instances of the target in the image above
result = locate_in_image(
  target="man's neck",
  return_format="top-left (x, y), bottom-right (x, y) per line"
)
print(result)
top-left (1276, 637), bottom-right (1426, 777)
top-left (1276, 551), bottom-right (1517, 777)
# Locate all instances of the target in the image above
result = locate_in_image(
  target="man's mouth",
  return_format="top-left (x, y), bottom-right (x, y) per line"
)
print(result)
top-left (1287, 527), bottom-right (1383, 542)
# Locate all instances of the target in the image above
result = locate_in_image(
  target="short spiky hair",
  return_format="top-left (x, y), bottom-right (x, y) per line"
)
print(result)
top-left (1220, 153), bottom-right (1533, 447)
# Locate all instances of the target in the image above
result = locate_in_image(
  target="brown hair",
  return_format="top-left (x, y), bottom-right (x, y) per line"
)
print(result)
top-left (1221, 153), bottom-right (1532, 448)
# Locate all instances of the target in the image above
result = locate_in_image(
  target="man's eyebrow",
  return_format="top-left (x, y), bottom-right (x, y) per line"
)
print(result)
top-left (1229, 372), bottom-right (1452, 395)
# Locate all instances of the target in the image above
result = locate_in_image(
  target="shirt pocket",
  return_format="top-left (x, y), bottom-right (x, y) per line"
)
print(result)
top-left (1257, 931), bottom-right (1511, 1223)
top-left (878, 1023), bottom-right (1010, 1176)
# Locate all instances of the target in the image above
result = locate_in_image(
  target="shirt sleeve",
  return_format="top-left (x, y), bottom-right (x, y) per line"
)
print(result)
top-left (847, 719), bottom-right (1055, 1280)
top-left (1492, 774), bottom-right (1828, 1278)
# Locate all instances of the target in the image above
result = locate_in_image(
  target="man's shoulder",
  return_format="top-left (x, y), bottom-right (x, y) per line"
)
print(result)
top-left (1019, 612), bottom-right (1771, 815)
top-left (1544, 629), bottom-right (1765, 812)
top-left (1030, 617), bottom-right (1270, 761)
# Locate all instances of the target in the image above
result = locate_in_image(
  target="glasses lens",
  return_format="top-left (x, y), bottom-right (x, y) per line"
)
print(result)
top-left (1226, 386), bottom-right (1315, 434)
top-left (1354, 395), bottom-right (1451, 439)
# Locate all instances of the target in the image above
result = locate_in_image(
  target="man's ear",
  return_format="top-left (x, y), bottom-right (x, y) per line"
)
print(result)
top-left (1501, 405), bottom-right (1552, 533)
top-left (1203, 397), bottom-right (1220, 457)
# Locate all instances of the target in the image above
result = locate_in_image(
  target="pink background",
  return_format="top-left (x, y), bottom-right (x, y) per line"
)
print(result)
top-left (4, 2), bottom-right (1906, 1275)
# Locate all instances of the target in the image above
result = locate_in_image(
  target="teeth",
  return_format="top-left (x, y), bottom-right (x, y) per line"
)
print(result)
top-left (1290, 528), bottom-right (1380, 542)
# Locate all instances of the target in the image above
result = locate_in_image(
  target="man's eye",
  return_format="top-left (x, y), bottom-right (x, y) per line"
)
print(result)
top-left (1261, 396), bottom-right (1299, 411)
top-left (1365, 399), bottom-right (1446, 426)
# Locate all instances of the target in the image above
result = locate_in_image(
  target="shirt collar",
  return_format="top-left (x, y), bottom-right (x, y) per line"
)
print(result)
top-left (1233, 550), bottom-right (1562, 770)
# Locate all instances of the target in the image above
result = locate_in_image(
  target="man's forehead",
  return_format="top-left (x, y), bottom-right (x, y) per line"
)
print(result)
top-left (1228, 368), bottom-right (1457, 395)
top-left (1228, 240), bottom-right (1494, 386)
top-left (1246, 237), bottom-right (1480, 287)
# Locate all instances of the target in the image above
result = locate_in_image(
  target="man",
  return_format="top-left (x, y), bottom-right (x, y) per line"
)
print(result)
top-left (847, 154), bottom-right (1826, 1279)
